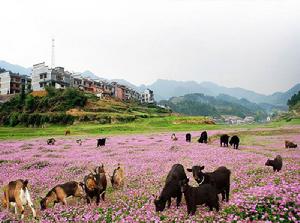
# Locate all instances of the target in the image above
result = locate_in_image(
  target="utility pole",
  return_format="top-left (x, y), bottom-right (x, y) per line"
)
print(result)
top-left (51, 38), bottom-right (55, 68)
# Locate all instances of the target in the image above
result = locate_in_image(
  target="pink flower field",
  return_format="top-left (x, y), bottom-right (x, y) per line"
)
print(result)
top-left (0, 127), bottom-right (300, 222)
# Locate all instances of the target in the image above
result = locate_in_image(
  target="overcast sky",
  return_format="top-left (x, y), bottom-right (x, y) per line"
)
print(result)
top-left (0, 0), bottom-right (299, 94)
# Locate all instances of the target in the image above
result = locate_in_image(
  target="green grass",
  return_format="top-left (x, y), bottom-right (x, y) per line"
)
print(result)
top-left (0, 116), bottom-right (299, 140)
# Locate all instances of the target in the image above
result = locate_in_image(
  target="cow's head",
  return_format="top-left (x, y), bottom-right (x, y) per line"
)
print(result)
top-left (187, 166), bottom-right (205, 184)
top-left (154, 196), bottom-right (167, 212)
top-left (265, 159), bottom-right (272, 166)
top-left (40, 197), bottom-right (47, 210)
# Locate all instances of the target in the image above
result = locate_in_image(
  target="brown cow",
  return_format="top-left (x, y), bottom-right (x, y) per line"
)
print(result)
top-left (285, 140), bottom-right (297, 148)
top-left (40, 181), bottom-right (84, 210)
top-left (171, 133), bottom-right (178, 141)
top-left (111, 164), bottom-right (125, 189)
top-left (83, 164), bottom-right (107, 204)
top-left (2, 179), bottom-right (36, 220)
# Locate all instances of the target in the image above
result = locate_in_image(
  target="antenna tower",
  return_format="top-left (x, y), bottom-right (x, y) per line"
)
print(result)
top-left (51, 38), bottom-right (55, 68)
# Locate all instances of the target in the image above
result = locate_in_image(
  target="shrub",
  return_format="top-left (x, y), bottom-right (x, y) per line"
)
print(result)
top-left (9, 112), bottom-right (20, 127)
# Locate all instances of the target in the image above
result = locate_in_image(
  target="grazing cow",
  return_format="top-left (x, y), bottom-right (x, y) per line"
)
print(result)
top-left (76, 139), bottom-right (82, 146)
top-left (186, 133), bottom-right (191, 142)
top-left (40, 181), bottom-right (84, 210)
top-left (220, 134), bottom-right (229, 147)
top-left (285, 140), bottom-right (297, 148)
top-left (2, 179), bottom-right (36, 220)
top-left (229, 135), bottom-right (240, 149)
top-left (198, 131), bottom-right (208, 143)
top-left (84, 165), bottom-right (107, 204)
top-left (65, 130), bottom-right (71, 136)
top-left (111, 164), bottom-right (125, 189)
top-left (187, 166), bottom-right (231, 202)
top-left (154, 164), bottom-right (187, 212)
top-left (265, 155), bottom-right (283, 172)
top-left (171, 133), bottom-right (178, 141)
top-left (97, 138), bottom-right (106, 147)
top-left (179, 178), bottom-right (219, 215)
top-left (47, 138), bottom-right (56, 145)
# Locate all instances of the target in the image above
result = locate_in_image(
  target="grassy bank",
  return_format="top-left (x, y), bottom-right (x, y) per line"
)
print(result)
top-left (0, 116), bottom-right (299, 140)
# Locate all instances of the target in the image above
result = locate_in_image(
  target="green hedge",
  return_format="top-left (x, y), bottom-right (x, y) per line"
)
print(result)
top-left (1, 112), bottom-right (75, 127)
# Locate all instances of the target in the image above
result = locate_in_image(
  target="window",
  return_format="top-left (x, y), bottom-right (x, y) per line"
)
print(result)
top-left (40, 83), bottom-right (44, 88)
top-left (40, 73), bottom-right (47, 79)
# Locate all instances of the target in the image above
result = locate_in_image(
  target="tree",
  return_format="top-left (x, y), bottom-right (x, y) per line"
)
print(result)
top-left (287, 91), bottom-right (300, 109)
top-left (20, 84), bottom-right (26, 104)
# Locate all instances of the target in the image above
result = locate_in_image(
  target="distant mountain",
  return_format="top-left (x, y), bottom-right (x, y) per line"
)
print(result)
top-left (0, 60), bottom-right (31, 75)
top-left (266, 83), bottom-right (300, 106)
top-left (215, 94), bottom-right (265, 113)
top-left (80, 70), bottom-right (102, 80)
top-left (110, 79), bottom-right (139, 90)
top-left (145, 79), bottom-right (212, 100)
top-left (145, 79), bottom-right (300, 106)
top-left (160, 93), bottom-right (267, 119)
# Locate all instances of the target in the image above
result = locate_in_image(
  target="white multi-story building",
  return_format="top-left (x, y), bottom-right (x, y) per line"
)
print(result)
top-left (141, 89), bottom-right (154, 103)
top-left (31, 62), bottom-right (71, 91)
top-left (0, 71), bottom-right (31, 95)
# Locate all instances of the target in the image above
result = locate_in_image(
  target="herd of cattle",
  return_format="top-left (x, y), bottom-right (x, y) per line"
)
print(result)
top-left (1, 130), bottom-right (297, 220)
top-left (2, 163), bottom-right (124, 220)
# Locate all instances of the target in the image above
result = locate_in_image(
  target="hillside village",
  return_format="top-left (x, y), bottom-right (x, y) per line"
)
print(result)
top-left (0, 62), bottom-right (154, 104)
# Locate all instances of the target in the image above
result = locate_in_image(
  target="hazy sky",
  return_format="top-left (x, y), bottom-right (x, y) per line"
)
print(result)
top-left (0, 0), bottom-right (299, 94)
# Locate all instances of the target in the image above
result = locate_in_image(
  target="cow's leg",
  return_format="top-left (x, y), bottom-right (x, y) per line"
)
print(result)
top-left (10, 202), bottom-right (17, 214)
top-left (225, 185), bottom-right (230, 202)
top-left (221, 191), bottom-right (225, 201)
top-left (167, 198), bottom-right (171, 208)
top-left (96, 194), bottom-right (100, 205)
top-left (86, 196), bottom-right (91, 204)
top-left (215, 202), bottom-right (220, 212)
top-left (101, 192), bottom-right (105, 201)
top-left (62, 198), bottom-right (67, 205)
top-left (15, 197), bottom-right (24, 220)
top-left (187, 204), bottom-right (192, 215)
top-left (190, 206), bottom-right (196, 215)
top-left (4, 191), bottom-right (9, 209)
top-left (25, 190), bottom-right (37, 219)
top-left (176, 193), bottom-right (182, 207)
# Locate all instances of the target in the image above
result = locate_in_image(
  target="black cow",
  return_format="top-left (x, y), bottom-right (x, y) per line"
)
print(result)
top-left (220, 134), bottom-right (229, 147)
top-left (285, 140), bottom-right (297, 148)
top-left (180, 178), bottom-right (219, 215)
top-left (229, 135), bottom-right (239, 149)
top-left (186, 133), bottom-right (191, 142)
top-left (47, 138), bottom-right (56, 145)
top-left (187, 166), bottom-right (231, 202)
top-left (265, 155), bottom-right (283, 172)
top-left (198, 131), bottom-right (208, 143)
top-left (97, 138), bottom-right (106, 147)
top-left (154, 164), bottom-right (187, 212)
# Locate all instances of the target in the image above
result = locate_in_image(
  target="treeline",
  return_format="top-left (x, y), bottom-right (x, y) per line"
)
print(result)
top-left (287, 91), bottom-right (300, 110)
top-left (160, 93), bottom-right (268, 120)
top-left (0, 87), bottom-right (87, 126)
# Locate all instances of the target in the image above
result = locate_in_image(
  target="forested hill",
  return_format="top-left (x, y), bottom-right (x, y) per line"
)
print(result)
top-left (0, 87), bottom-right (170, 127)
top-left (159, 93), bottom-right (268, 119)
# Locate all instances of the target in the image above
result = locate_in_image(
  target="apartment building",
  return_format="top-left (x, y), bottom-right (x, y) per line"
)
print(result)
top-left (0, 71), bottom-right (31, 95)
top-left (141, 89), bottom-right (154, 104)
top-left (31, 62), bottom-right (71, 91)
